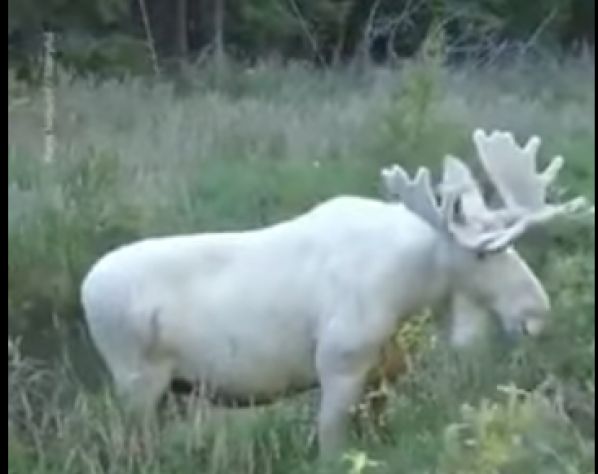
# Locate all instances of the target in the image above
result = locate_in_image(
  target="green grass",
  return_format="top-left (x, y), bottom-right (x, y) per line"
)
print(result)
top-left (8, 54), bottom-right (595, 473)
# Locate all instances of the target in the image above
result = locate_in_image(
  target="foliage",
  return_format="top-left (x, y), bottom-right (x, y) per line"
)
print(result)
top-left (8, 0), bottom-right (128, 33)
top-left (57, 33), bottom-right (154, 78)
top-left (8, 0), bottom-right (595, 80)
top-left (439, 385), bottom-right (594, 474)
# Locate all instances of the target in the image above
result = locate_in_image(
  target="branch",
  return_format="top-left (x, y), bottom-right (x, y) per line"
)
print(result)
top-left (137, 0), bottom-right (161, 77)
top-left (359, 0), bottom-right (382, 62)
top-left (520, 6), bottom-right (559, 57)
top-left (286, 0), bottom-right (325, 65)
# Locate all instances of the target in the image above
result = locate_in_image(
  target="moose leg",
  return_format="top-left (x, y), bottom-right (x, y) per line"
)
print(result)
top-left (112, 359), bottom-right (173, 419)
top-left (447, 294), bottom-right (489, 348)
top-left (317, 370), bottom-right (366, 456)
top-left (315, 337), bottom-right (376, 457)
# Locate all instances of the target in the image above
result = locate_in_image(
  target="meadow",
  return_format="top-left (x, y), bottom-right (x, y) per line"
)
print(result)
top-left (8, 52), bottom-right (595, 473)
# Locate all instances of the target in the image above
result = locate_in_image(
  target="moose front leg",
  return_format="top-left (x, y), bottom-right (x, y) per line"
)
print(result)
top-left (317, 370), bottom-right (367, 456)
top-left (315, 332), bottom-right (380, 458)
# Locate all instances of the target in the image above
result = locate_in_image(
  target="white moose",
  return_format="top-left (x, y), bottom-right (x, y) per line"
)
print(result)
top-left (81, 129), bottom-right (590, 456)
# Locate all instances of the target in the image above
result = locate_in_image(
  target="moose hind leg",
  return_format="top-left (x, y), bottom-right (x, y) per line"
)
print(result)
top-left (112, 359), bottom-right (173, 420)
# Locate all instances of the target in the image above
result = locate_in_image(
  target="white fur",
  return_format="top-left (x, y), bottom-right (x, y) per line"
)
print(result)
top-left (81, 195), bottom-right (550, 456)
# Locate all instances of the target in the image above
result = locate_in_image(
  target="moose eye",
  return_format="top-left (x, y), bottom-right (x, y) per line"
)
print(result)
top-left (452, 199), bottom-right (465, 224)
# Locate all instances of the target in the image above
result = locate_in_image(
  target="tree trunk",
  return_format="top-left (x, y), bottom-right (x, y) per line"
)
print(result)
top-left (332, 0), bottom-right (355, 67)
top-left (175, 0), bottom-right (188, 59)
top-left (214, 0), bottom-right (225, 67)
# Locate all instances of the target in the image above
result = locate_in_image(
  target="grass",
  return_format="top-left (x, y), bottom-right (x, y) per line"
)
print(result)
top-left (8, 52), bottom-right (595, 473)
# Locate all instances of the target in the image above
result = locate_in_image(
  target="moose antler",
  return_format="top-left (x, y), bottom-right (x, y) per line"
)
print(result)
top-left (381, 129), bottom-right (593, 253)
top-left (381, 160), bottom-right (503, 250)
top-left (381, 164), bottom-right (461, 232)
top-left (381, 165), bottom-right (443, 230)
top-left (472, 129), bottom-right (592, 250)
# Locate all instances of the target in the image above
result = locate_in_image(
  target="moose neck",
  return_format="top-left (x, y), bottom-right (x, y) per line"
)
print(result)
top-left (384, 217), bottom-right (457, 321)
top-left (420, 229), bottom-right (460, 312)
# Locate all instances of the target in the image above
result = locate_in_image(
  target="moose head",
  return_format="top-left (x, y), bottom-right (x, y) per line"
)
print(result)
top-left (381, 129), bottom-right (593, 345)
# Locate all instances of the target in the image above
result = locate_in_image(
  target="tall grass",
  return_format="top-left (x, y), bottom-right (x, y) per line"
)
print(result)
top-left (8, 53), bottom-right (595, 473)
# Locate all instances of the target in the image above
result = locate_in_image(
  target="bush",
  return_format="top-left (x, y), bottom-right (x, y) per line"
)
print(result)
top-left (440, 385), bottom-right (594, 474)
